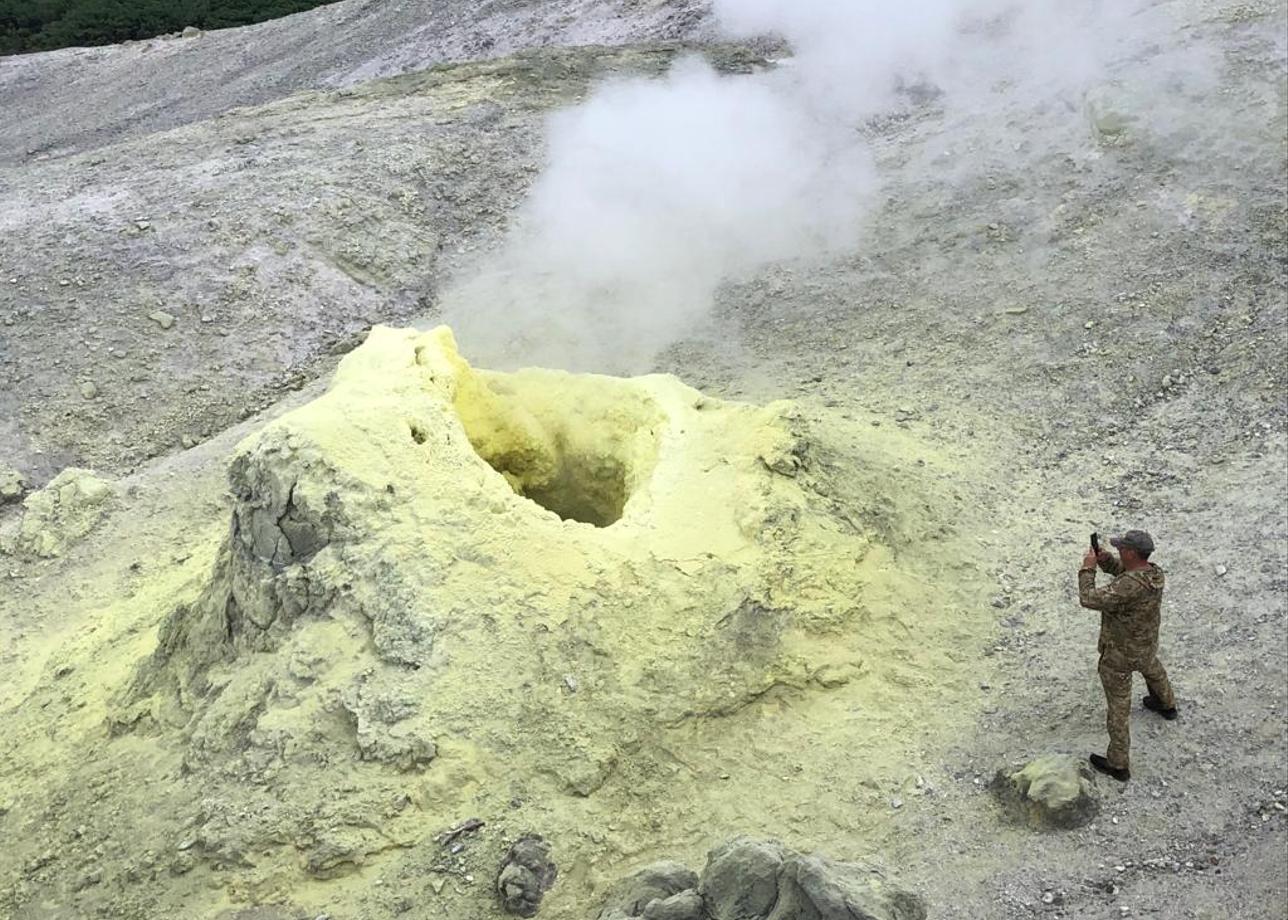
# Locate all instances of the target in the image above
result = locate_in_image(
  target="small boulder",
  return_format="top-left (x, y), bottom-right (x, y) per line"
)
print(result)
top-left (597, 862), bottom-right (700, 919)
top-left (15, 468), bottom-right (115, 557)
top-left (496, 835), bottom-right (557, 917)
top-left (600, 840), bottom-right (925, 920)
top-left (641, 891), bottom-right (704, 920)
top-left (148, 310), bottom-right (176, 330)
top-left (182, 25), bottom-right (202, 38)
top-left (1084, 84), bottom-right (1144, 145)
top-left (1, 467), bottom-right (28, 505)
top-left (701, 838), bottom-right (926, 920)
top-left (991, 754), bottom-right (1099, 830)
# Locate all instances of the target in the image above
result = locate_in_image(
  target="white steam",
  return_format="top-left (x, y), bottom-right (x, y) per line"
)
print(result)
top-left (438, 0), bottom-right (1202, 372)
top-left (443, 52), bottom-right (875, 369)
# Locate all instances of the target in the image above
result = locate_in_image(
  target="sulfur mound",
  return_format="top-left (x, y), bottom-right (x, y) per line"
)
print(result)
top-left (111, 324), bottom-right (889, 871)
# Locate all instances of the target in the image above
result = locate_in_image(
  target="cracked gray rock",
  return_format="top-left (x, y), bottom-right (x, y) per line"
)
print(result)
top-left (496, 835), bottom-right (558, 917)
top-left (600, 838), bottom-right (926, 920)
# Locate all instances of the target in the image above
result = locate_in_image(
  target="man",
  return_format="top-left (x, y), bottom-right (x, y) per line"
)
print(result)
top-left (1078, 529), bottom-right (1178, 781)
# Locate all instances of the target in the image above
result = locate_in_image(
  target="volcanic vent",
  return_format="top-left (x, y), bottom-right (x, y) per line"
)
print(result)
top-left (450, 355), bottom-right (664, 528)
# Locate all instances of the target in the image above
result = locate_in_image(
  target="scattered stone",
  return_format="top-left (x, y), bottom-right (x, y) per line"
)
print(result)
top-left (1215, 564), bottom-right (1228, 577)
top-left (182, 25), bottom-right (202, 38)
top-left (991, 754), bottom-right (1099, 830)
top-left (134, 219), bottom-right (151, 231)
top-left (1085, 85), bottom-right (1139, 142)
top-left (597, 862), bottom-right (700, 920)
top-left (496, 835), bottom-right (557, 917)
top-left (148, 310), bottom-right (176, 330)
top-left (1, 467), bottom-right (28, 504)
top-left (80, 380), bottom-right (99, 399)
top-left (435, 817), bottom-right (485, 848)
top-left (701, 838), bottom-right (926, 920)
top-left (14, 468), bottom-right (115, 558)
top-left (601, 840), bottom-right (924, 920)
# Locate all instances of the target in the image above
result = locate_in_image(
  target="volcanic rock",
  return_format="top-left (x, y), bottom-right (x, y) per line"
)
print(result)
top-left (12, 468), bottom-right (114, 557)
top-left (991, 754), bottom-right (1099, 830)
top-left (0, 467), bottom-right (27, 505)
top-left (597, 862), bottom-right (701, 919)
top-left (600, 838), bottom-right (926, 920)
top-left (496, 834), bottom-right (558, 916)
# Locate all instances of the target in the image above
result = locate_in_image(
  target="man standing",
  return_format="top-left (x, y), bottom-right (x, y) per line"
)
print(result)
top-left (1078, 530), bottom-right (1178, 781)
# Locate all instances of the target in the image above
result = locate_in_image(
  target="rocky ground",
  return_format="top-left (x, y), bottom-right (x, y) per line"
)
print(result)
top-left (1, 0), bottom-right (1285, 918)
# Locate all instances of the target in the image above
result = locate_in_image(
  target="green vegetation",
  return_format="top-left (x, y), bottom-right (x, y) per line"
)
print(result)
top-left (0, 0), bottom-right (340, 54)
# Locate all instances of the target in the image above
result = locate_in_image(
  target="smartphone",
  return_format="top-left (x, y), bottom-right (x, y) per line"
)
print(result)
top-left (1090, 532), bottom-right (1100, 553)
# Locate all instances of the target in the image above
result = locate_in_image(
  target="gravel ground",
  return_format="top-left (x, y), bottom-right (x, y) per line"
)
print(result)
top-left (0, 0), bottom-right (1284, 917)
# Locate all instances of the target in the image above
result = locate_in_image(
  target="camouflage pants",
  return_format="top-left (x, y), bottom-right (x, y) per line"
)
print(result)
top-left (1098, 655), bottom-right (1176, 770)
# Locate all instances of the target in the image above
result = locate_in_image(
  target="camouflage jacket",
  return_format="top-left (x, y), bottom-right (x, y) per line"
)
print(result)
top-left (1078, 555), bottom-right (1165, 668)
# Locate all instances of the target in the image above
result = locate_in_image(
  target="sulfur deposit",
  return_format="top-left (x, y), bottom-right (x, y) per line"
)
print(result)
top-left (3, 325), bottom-right (991, 918)
top-left (119, 323), bottom-right (881, 804)
top-left (6, 467), bottom-right (115, 558)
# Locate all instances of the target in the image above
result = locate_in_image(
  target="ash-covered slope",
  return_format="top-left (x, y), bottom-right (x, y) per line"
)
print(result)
top-left (0, 43), bottom-right (762, 486)
top-left (0, 0), bottom-right (712, 164)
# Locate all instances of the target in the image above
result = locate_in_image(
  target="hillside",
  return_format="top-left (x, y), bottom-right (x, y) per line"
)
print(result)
top-left (0, 0), bottom-right (1285, 919)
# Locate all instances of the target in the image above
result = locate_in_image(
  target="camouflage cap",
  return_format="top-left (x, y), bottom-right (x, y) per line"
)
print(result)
top-left (1110, 529), bottom-right (1155, 556)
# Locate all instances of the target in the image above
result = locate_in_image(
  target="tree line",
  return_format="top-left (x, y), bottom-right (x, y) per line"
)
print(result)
top-left (0, 0), bottom-right (338, 54)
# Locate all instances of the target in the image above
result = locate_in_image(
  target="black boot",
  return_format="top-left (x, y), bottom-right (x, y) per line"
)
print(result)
top-left (1089, 753), bottom-right (1130, 782)
top-left (1142, 695), bottom-right (1178, 720)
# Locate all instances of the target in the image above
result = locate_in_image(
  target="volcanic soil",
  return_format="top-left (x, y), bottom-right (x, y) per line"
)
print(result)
top-left (1, 1), bottom-right (1285, 919)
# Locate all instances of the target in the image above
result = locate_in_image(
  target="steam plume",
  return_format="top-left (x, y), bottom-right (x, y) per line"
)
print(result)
top-left (438, 0), bottom-right (1207, 372)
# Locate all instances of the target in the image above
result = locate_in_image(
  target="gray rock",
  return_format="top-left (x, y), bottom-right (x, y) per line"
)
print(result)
top-left (597, 862), bottom-right (700, 919)
top-left (149, 310), bottom-right (176, 330)
top-left (15, 468), bottom-right (115, 558)
top-left (601, 840), bottom-right (925, 920)
top-left (1, 467), bottom-right (28, 504)
top-left (991, 754), bottom-right (1099, 830)
top-left (182, 25), bottom-right (202, 38)
top-left (701, 838), bottom-right (927, 920)
top-left (701, 838), bottom-right (781, 917)
top-left (496, 835), bottom-right (557, 917)
top-left (642, 891), bottom-right (704, 920)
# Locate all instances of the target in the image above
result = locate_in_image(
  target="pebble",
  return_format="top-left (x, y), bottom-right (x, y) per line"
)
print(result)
top-left (80, 381), bottom-right (99, 399)
top-left (148, 310), bottom-right (176, 330)
top-left (1215, 564), bottom-right (1227, 577)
